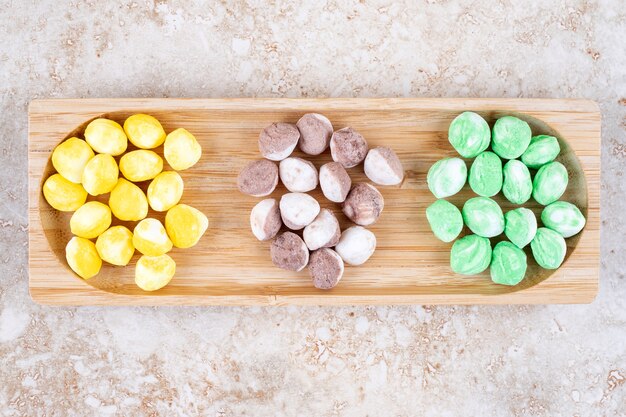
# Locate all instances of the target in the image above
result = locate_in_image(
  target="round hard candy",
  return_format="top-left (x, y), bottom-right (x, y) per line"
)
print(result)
top-left (491, 116), bottom-right (532, 160)
top-left (427, 157), bottom-right (467, 199)
top-left (308, 248), bottom-right (344, 290)
top-left (502, 160), bottom-right (532, 205)
top-left (447, 111), bottom-right (491, 158)
top-left (342, 183), bottom-right (384, 226)
top-left (319, 162), bottom-right (351, 203)
top-left (237, 159), bottom-right (279, 197)
top-left (462, 197), bottom-right (504, 238)
top-left (250, 198), bottom-right (282, 241)
top-left (532, 161), bottom-right (568, 206)
top-left (270, 232), bottom-right (309, 272)
top-left (51, 137), bottom-right (94, 184)
top-left (469, 151), bottom-right (503, 197)
top-left (450, 234), bottom-right (492, 275)
top-left (364, 146), bottom-right (404, 186)
top-left (490, 241), bottom-right (527, 286)
top-left (335, 226), bottom-right (377, 266)
top-left (541, 201), bottom-right (586, 238)
top-left (521, 135), bottom-right (560, 169)
top-left (504, 207), bottom-right (537, 248)
top-left (297, 113), bottom-right (333, 156)
top-left (330, 127), bottom-right (368, 168)
top-left (426, 199), bottom-right (463, 243)
top-left (258, 122), bottom-right (300, 161)
top-left (530, 227), bottom-right (567, 269)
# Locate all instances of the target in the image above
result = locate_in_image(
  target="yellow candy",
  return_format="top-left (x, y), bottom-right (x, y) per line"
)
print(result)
top-left (135, 254), bottom-right (176, 291)
top-left (70, 201), bottom-right (112, 239)
top-left (119, 150), bottom-right (163, 182)
top-left (66, 236), bottom-right (102, 279)
top-left (108, 178), bottom-right (148, 221)
top-left (147, 171), bottom-right (183, 212)
top-left (51, 137), bottom-right (94, 183)
top-left (43, 173), bottom-right (87, 211)
top-left (164, 128), bottom-right (202, 170)
top-left (84, 118), bottom-right (128, 156)
top-left (123, 114), bottom-right (166, 149)
top-left (96, 226), bottom-right (135, 266)
top-left (132, 218), bottom-right (172, 256)
top-left (165, 204), bottom-right (208, 248)
top-left (81, 154), bottom-right (119, 196)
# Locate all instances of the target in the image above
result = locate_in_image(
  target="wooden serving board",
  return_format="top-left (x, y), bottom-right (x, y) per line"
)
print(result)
top-left (28, 98), bottom-right (600, 305)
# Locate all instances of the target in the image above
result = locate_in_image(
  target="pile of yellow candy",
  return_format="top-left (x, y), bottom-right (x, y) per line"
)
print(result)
top-left (43, 114), bottom-right (207, 291)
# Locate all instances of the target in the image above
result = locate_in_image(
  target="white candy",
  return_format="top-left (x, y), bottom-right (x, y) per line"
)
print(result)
top-left (319, 162), bottom-right (351, 203)
top-left (303, 209), bottom-right (341, 251)
top-left (335, 226), bottom-right (377, 266)
top-left (250, 199), bottom-right (282, 241)
top-left (279, 157), bottom-right (318, 193)
top-left (364, 147), bottom-right (404, 186)
top-left (279, 192), bottom-right (320, 230)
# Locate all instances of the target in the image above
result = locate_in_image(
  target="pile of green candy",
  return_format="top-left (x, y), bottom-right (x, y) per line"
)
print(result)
top-left (426, 112), bottom-right (586, 286)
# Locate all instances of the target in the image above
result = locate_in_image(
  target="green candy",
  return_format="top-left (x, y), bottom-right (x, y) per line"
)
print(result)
top-left (504, 207), bottom-right (537, 248)
top-left (490, 241), bottom-right (527, 286)
top-left (469, 151), bottom-right (503, 197)
top-left (521, 135), bottom-right (560, 169)
top-left (427, 157), bottom-right (467, 198)
top-left (532, 161), bottom-right (568, 206)
top-left (531, 227), bottom-right (567, 269)
top-left (502, 160), bottom-right (532, 205)
top-left (448, 112), bottom-right (491, 158)
top-left (491, 116), bottom-right (532, 159)
top-left (450, 234), bottom-right (492, 275)
top-left (541, 201), bottom-right (586, 238)
top-left (462, 197), bottom-right (504, 238)
top-left (426, 199), bottom-right (463, 243)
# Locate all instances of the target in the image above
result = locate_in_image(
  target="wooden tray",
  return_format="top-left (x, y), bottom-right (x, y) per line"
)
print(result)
top-left (28, 98), bottom-right (600, 305)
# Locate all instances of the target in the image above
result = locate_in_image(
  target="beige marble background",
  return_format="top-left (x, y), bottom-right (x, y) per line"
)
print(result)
top-left (1, 1), bottom-right (625, 416)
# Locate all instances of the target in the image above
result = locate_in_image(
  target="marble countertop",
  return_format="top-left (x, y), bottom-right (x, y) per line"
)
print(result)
top-left (1, 1), bottom-right (625, 415)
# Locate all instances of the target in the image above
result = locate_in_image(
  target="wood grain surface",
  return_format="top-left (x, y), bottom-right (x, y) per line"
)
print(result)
top-left (28, 98), bottom-right (600, 305)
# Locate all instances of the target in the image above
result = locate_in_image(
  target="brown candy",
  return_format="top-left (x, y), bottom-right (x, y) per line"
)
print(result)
top-left (270, 232), bottom-right (309, 272)
top-left (342, 183), bottom-right (384, 226)
top-left (330, 127), bottom-right (368, 168)
top-left (237, 159), bottom-right (279, 197)
top-left (308, 248), bottom-right (344, 290)
top-left (258, 122), bottom-right (300, 161)
top-left (296, 113), bottom-right (333, 155)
